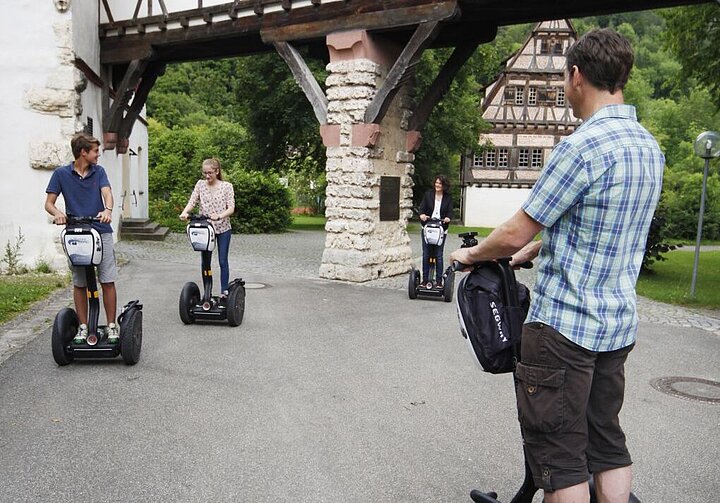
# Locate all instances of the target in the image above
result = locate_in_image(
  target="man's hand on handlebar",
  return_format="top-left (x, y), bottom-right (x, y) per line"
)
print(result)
top-left (52, 213), bottom-right (68, 225)
top-left (419, 214), bottom-right (428, 222)
top-left (97, 208), bottom-right (112, 224)
top-left (179, 212), bottom-right (189, 221)
top-left (450, 247), bottom-right (475, 270)
top-left (509, 241), bottom-right (542, 269)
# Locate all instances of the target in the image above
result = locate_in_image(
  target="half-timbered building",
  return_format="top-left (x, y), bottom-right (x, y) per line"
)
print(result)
top-left (461, 19), bottom-right (581, 227)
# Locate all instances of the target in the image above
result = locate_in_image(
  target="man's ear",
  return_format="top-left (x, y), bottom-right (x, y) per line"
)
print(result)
top-left (569, 65), bottom-right (583, 88)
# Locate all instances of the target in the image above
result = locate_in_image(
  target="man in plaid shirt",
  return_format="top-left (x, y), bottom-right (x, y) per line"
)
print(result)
top-left (452, 29), bottom-right (664, 502)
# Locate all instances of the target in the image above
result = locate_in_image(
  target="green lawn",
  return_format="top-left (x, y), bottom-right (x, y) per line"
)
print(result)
top-left (289, 215), bottom-right (327, 231)
top-left (0, 274), bottom-right (69, 324)
top-left (637, 250), bottom-right (720, 308)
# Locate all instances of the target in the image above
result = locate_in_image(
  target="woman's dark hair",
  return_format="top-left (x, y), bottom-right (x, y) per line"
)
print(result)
top-left (565, 28), bottom-right (634, 94)
top-left (434, 174), bottom-right (450, 192)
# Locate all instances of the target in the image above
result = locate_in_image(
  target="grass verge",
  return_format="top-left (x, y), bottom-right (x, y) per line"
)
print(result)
top-left (289, 215), bottom-right (327, 231)
top-left (637, 250), bottom-right (720, 308)
top-left (0, 274), bottom-right (70, 325)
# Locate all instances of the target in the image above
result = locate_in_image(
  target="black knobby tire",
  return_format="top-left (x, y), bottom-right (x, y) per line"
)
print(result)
top-left (408, 269), bottom-right (420, 299)
top-left (443, 270), bottom-right (455, 303)
top-left (120, 308), bottom-right (142, 365)
top-left (226, 284), bottom-right (245, 327)
top-left (51, 308), bottom-right (78, 366)
top-left (179, 282), bottom-right (200, 325)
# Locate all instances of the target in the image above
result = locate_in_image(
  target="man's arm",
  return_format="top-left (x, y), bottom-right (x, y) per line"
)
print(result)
top-left (44, 192), bottom-right (66, 225)
top-left (450, 209), bottom-right (543, 266)
top-left (99, 186), bottom-right (114, 223)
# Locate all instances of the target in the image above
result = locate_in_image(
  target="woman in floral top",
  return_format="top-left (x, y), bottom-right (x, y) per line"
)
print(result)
top-left (180, 158), bottom-right (236, 296)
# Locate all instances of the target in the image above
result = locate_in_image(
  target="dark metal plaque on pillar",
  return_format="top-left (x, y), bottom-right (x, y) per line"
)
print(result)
top-left (379, 176), bottom-right (400, 221)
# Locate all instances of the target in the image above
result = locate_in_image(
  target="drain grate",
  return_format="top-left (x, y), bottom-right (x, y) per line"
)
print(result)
top-left (243, 282), bottom-right (268, 290)
top-left (650, 376), bottom-right (720, 404)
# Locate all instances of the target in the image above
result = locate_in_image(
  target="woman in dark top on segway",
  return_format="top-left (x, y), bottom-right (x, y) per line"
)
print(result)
top-left (418, 174), bottom-right (453, 289)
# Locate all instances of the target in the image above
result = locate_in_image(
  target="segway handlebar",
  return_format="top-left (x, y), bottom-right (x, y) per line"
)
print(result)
top-left (60, 215), bottom-right (102, 225)
top-left (187, 214), bottom-right (211, 222)
top-left (452, 258), bottom-right (533, 272)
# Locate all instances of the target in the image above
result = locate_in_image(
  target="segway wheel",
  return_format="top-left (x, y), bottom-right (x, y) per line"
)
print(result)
top-left (443, 269), bottom-right (455, 303)
top-left (51, 308), bottom-right (78, 366)
top-left (408, 269), bottom-right (420, 299)
top-left (179, 282), bottom-right (200, 324)
top-left (120, 307), bottom-right (142, 365)
top-left (226, 284), bottom-right (245, 327)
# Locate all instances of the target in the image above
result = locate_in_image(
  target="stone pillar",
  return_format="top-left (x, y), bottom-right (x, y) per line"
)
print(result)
top-left (319, 30), bottom-right (415, 282)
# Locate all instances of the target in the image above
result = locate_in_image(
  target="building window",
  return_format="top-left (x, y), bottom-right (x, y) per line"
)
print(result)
top-left (473, 152), bottom-right (483, 168)
top-left (84, 117), bottom-right (93, 136)
top-left (528, 87), bottom-right (537, 106)
top-left (518, 148), bottom-right (529, 168)
top-left (553, 41), bottom-right (564, 54)
top-left (498, 148), bottom-right (508, 168)
top-left (556, 88), bottom-right (565, 106)
top-left (485, 150), bottom-right (496, 168)
top-left (540, 39), bottom-right (549, 54)
top-left (515, 87), bottom-right (524, 105)
top-left (531, 149), bottom-right (543, 169)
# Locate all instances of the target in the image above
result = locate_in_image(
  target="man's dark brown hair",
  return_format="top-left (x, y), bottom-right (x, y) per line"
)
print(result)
top-left (70, 132), bottom-right (100, 159)
top-left (566, 28), bottom-right (634, 94)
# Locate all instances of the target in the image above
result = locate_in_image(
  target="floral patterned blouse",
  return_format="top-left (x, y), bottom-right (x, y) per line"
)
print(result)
top-left (186, 179), bottom-right (235, 234)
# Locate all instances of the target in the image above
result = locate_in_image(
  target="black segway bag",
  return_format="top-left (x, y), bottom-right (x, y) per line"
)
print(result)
top-left (455, 261), bottom-right (530, 374)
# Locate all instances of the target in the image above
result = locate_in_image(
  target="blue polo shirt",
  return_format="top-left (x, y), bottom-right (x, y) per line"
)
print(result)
top-left (46, 163), bottom-right (113, 234)
top-left (522, 105), bottom-right (664, 351)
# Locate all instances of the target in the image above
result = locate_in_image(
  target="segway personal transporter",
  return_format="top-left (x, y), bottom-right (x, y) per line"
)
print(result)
top-left (408, 218), bottom-right (456, 302)
top-left (179, 215), bottom-right (245, 326)
top-left (51, 216), bottom-right (143, 366)
top-left (453, 258), bottom-right (639, 503)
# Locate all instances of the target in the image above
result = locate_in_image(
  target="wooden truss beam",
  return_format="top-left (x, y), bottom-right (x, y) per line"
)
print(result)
top-left (364, 21), bottom-right (441, 125)
top-left (260, 1), bottom-right (457, 43)
top-left (408, 26), bottom-right (496, 131)
top-left (104, 59), bottom-right (149, 134)
top-left (273, 42), bottom-right (327, 124)
top-left (118, 62), bottom-right (167, 140)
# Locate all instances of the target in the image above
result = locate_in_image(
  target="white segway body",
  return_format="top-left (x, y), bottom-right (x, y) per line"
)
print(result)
top-left (187, 220), bottom-right (216, 252)
top-left (61, 225), bottom-right (103, 266)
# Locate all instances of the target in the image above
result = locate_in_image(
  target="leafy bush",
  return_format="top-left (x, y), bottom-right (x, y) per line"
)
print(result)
top-left (661, 169), bottom-right (720, 241)
top-left (642, 203), bottom-right (678, 272)
top-left (226, 171), bottom-right (292, 233)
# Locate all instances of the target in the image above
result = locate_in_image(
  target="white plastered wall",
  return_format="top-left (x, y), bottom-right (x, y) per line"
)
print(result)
top-left (0, 0), bottom-right (148, 271)
top-left (463, 187), bottom-right (531, 228)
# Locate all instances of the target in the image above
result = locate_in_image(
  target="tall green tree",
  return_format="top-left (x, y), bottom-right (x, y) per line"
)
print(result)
top-left (663, 4), bottom-right (720, 109)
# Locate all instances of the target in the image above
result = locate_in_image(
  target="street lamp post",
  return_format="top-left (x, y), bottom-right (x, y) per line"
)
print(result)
top-left (690, 131), bottom-right (720, 297)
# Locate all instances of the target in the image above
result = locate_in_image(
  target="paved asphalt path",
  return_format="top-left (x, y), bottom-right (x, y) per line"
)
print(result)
top-left (0, 230), bottom-right (718, 502)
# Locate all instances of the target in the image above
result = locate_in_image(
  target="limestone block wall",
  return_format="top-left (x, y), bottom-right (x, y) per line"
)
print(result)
top-left (319, 58), bottom-right (414, 282)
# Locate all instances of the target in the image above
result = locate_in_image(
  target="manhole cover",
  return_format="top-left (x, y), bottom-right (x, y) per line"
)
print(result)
top-left (244, 282), bottom-right (268, 289)
top-left (650, 377), bottom-right (720, 404)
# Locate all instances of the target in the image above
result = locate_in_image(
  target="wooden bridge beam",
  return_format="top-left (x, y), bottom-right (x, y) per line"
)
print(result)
top-left (273, 42), bottom-right (328, 124)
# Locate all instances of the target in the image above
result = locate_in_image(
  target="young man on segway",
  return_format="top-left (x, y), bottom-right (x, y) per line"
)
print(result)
top-left (451, 29), bottom-right (664, 503)
top-left (44, 133), bottom-right (120, 345)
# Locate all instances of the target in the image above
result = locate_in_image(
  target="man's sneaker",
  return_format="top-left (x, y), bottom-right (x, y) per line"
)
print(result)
top-left (73, 324), bottom-right (88, 344)
top-left (107, 323), bottom-right (119, 344)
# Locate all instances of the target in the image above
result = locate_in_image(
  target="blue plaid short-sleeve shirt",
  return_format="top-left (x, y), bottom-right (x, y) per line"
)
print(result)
top-left (522, 104), bottom-right (665, 351)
